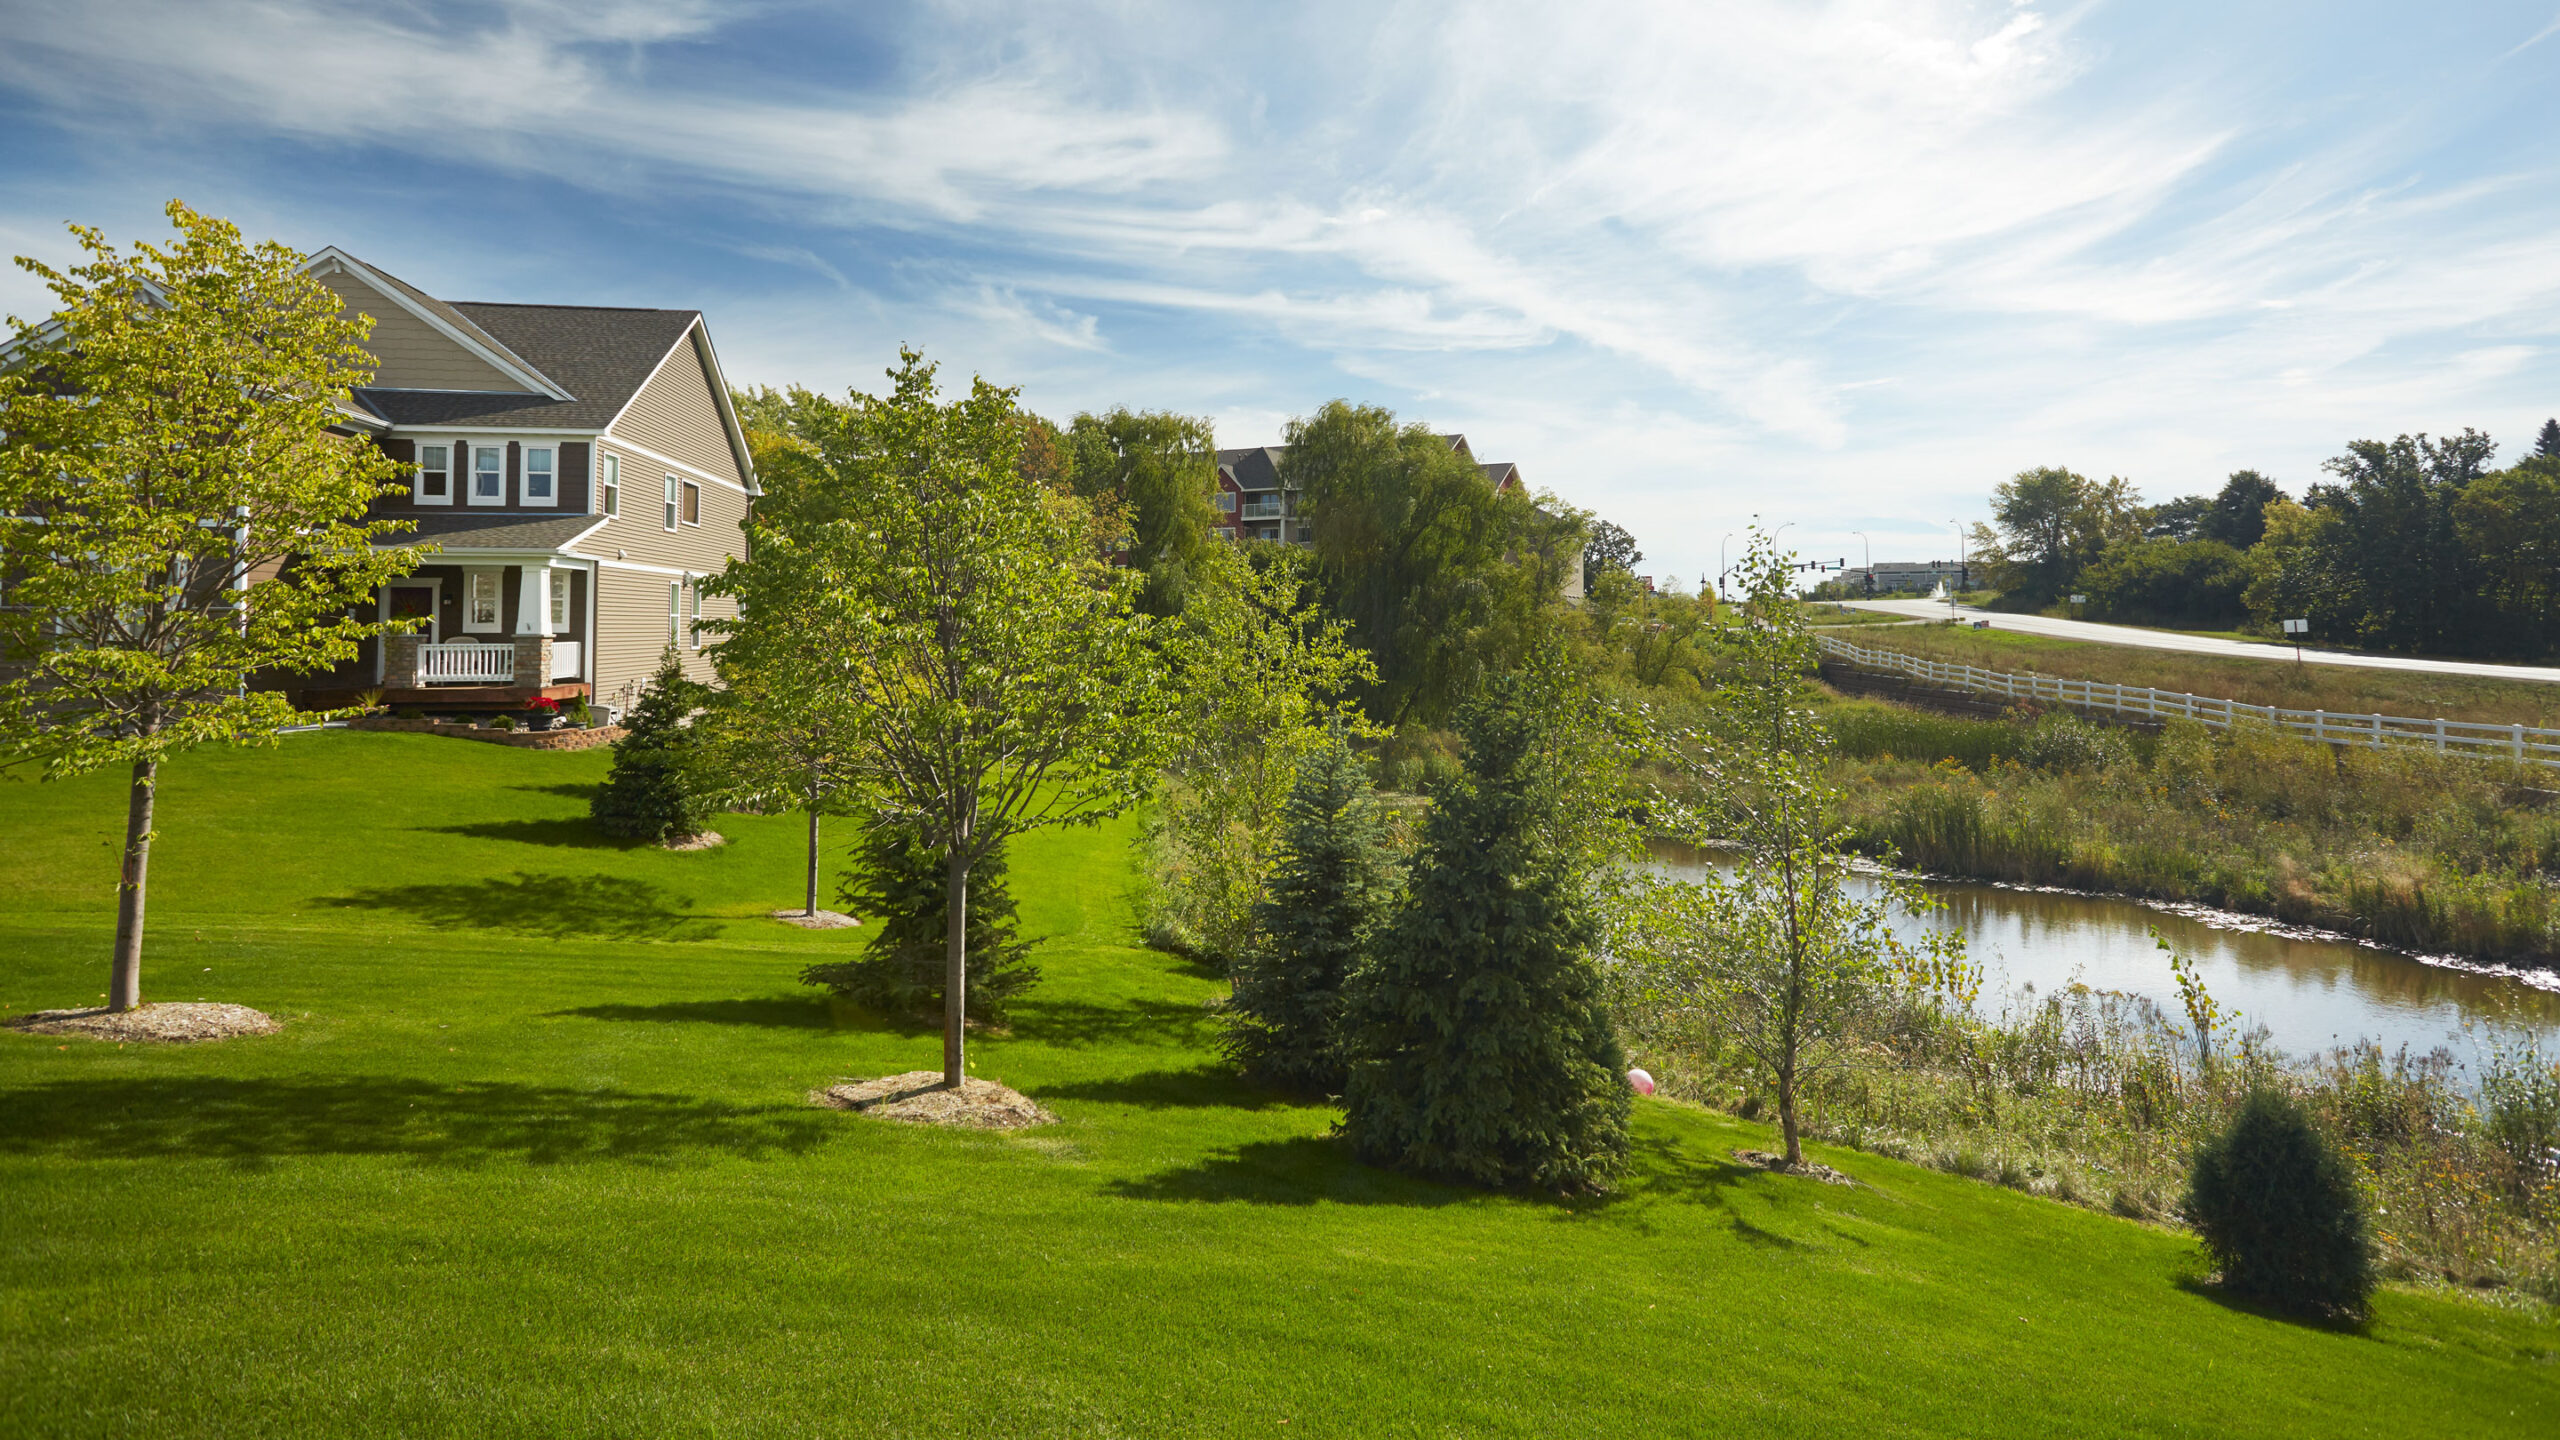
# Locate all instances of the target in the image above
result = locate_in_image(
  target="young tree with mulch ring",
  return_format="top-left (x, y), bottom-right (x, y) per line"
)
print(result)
top-left (1338, 654), bottom-right (1632, 1191)
top-left (1222, 724), bottom-right (1396, 1094)
top-left (760, 350), bottom-right (1177, 1088)
top-left (0, 201), bottom-right (419, 1012)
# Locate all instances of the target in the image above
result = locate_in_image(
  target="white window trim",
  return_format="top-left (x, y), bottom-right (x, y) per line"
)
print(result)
top-left (662, 473), bottom-right (679, 533)
top-left (467, 441), bottom-right (508, 508)
top-left (681, 480), bottom-right (701, 528)
top-left (413, 442), bottom-right (455, 507)
top-left (687, 578), bottom-right (702, 649)
top-left (520, 444), bottom-right (558, 509)
top-left (463, 569), bottom-right (504, 633)
top-left (548, 570), bottom-right (569, 633)
top-left (600, 454), bottom-right (620, 518)
top-left (667, 579), bottom-right (682, 646)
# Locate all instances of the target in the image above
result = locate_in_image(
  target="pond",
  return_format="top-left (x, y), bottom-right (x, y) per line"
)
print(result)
top-left (1646, 844), bottom-right (2560, 1076)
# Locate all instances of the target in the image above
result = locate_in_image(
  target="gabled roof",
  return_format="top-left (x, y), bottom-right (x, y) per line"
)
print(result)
top-left (304, 249), bottom-right (569, 399)
top-left (1215, 446), bottom-right (1286, 491)
top-left (352, 303), bottom-right (703, 432)
top-left (1479, 460), bottom-right (1521, 490)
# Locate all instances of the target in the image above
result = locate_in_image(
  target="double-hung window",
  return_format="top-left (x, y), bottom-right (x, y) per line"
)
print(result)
top-left (668, 580), bottom-right (682, 644)
top-left (415, 444), bottom-right (452, 505)
top-left (466, 570), bottom-right (502, 631)
top-left (687, 581), bottom-right (702, 648)
top-left (470, 444), bottom-right (505, 505)
top-left (663, 474), bottom-right (679, 531)
top-left (681, 481), bottom-right (701, 526)
top-left (548, 571), bottom-right (569, 632)
top-left (600, 455), bottom-right (619, 517)
top-left (523, 446), bottom-right (555, 505)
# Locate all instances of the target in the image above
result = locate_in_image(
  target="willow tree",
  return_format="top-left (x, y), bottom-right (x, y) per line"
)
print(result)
top-left (0, 202), bottom-right (415, 1011)
top-left (775, 351), bottom-right (1176, 1085)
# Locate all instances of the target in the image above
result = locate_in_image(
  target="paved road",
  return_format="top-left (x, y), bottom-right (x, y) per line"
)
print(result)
top-left (1836, 599), bottom-right (2560, 685)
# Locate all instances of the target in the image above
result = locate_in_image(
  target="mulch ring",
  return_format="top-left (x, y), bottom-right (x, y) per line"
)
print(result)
top-left (664, 831), bottom-right (726, 852)
top-left (811, 1071), bottom-right (1056, 1130)
top-left (770, 909), bottom-right (861, 930)
top-left (1732, 1149), bottom-right (1858, 1186)
top-left (8, 1002), bottom-right (280, 1043)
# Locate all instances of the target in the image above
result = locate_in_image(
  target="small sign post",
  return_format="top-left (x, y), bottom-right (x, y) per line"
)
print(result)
top-left (2069, 593), bottom-right (2087, 618)
top-left (2282, 617), bottom-right (2308, 663)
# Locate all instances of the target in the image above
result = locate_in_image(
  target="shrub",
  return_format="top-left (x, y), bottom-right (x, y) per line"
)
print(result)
top-left (2479, 1038), bottom-right (2560, 1189)
top-left (803, 828), bottom-right (1039, 1020)
top-left (2079, 537), bottom-right (2251, 629)
top-left (1223, 727), bottom-right (1395, 1094)
top-left (2185, 1089), bottom-right (2376, 1319)
top-left (591, 648), bottom-right (713, 842)
top-left (1340, 664), bottom-right (1629, 1191)
top-left (2015, 711), bottom-right (2134, 773)
top-left (1822, 700), bottom-right (2015, 772)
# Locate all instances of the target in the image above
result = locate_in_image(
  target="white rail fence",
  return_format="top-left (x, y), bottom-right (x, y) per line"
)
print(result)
top-left (1814, 633), bottom-right (2560, 768)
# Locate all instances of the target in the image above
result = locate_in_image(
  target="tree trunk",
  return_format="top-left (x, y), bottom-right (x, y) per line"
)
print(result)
top-left (804, 808), bottom-right (821, 917)
top-left (109, 757), bottom-right (157, 1013)
top-left (1777, 1061), bottom-right (1801, 1167)
top-left (942, 846), bottom-right (970, 1088)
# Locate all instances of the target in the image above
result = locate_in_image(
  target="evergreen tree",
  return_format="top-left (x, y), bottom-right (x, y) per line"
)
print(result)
top-left (1222, 726), bottom-right (1394, 1093)
top-left (804, 828), bottom-right (1039, 1020)
top-left (1339, 663), bottom-right (1630, 1191)
top-left (591, 648), bottom-right (713, 842)
top-left (2537, 417), bottom-right (2560, 460)
top-left (2185, 1089), bottom-right (2376, 1320)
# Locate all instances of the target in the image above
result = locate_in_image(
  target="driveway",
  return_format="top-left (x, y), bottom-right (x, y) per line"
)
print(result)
top-left (1835, 599), bottom-right (2560, 685)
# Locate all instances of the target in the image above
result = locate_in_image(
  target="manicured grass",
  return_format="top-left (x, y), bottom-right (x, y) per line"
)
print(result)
top-left (1835, 623), bottom-right (2560, 728)
top-left (2, 733), bottom-right (2554, 1438)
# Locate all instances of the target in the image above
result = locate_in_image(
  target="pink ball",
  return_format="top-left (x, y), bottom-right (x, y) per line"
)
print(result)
top-left (1626, 1068), bottom-right (1657, 1096)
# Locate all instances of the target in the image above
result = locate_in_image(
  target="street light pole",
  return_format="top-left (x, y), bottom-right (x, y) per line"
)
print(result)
top-left (1717, 531), bottom-right (1733, 601)
top-left (1851, 529), bottom-right (1871, 597)
top-left (1948, 521), bottom-right (1964, 618)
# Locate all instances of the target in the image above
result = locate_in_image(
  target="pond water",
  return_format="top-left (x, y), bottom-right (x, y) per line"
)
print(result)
top-left (1646, 844), bottom-right (2560, 1076)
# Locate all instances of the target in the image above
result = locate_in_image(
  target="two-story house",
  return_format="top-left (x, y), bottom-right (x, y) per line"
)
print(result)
top-left (294, 249), bottom-right (758, 720)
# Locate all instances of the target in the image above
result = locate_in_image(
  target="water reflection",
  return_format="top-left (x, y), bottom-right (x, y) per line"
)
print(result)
top-left (1646, 843), bottom-right (2560, 1073)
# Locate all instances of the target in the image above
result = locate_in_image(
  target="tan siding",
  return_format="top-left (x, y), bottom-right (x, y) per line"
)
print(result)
top-left (570, 445), bottom-right (748, 574)
top-left (317, 271), bottom-right (529, 393)
top-left (609, 330), bottom-right (744, 486)
top-left (592, 564), bottom-right (727, 710)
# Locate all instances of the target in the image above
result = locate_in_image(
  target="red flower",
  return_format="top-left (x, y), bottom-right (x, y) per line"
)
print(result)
top-left (524, 695), bottom-right (561, 713)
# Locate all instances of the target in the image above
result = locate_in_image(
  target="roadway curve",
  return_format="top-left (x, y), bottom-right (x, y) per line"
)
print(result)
top-left (1837, 599), bottom-right (2560, 685)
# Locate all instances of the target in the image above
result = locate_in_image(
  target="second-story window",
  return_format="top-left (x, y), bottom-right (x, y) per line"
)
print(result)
top-left (1217, 491), bottom-right (1237, 513)
top-left (601, 455), bottom-right (619, 517)
top-left (524, 447), bottom-right (555, 504)
top-left (471, 444), bottom-right (504, 505)
top-left (415, 444), bottom-right (451, 505)
top-left (681, 481), bottom-right (701, 526)
top-left (663, 474), bottom-right (679, 531)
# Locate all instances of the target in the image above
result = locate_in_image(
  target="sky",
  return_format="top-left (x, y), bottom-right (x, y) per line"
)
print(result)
top-left (4, 0), bottom-right (2559, 587)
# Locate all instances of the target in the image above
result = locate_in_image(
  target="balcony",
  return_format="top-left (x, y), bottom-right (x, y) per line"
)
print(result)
top-left (1238, 495), bottom-right (1285, 520)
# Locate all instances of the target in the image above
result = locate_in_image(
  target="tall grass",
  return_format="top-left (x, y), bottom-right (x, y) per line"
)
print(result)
top-left (1827, 701), bottom-right (2560, 968)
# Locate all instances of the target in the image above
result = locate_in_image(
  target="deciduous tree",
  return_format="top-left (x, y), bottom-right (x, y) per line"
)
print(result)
top-left (0, 201), bottom-right (416, 1011)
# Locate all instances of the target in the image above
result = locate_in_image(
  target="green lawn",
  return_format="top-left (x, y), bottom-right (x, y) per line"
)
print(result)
top-left (2, 733), bottom-right (2553, 1437)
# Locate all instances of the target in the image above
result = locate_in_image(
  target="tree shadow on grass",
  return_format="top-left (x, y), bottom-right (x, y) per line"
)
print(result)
top-left (2172, 1275), bottom-right (2373, 1335)
top-left (0, 1076), bottom-right (836, 1168)
top-left (426, 818), bottom-right (638, 850)
top-left (322, 873), bottom-right (719, 942)
top-left (513, 782), bottom-right (602, 802)
top-left (1034, 1065), bottom-right (1300, 1112)
top-left (1104, 1134), bottom-right (1475, 1208)
top-left (1004, 997), bottom-right (1218, 1049)
top-left (557, 995), bottom-right (847, 1031)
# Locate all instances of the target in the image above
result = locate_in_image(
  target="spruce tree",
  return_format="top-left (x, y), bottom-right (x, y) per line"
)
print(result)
top-left (1223, 726), bottom-right (1394, 1094)
top-left (2538, 417), bottom-right (2560, 461)
top-left (804, 828), bottom-right (1039, 1020)
top-left (591, 648), bottom-right (713, 842)
top-left (1339, 666), bottom-right (1630, 1191)
top-left (2185, 1089), bottom-right (2376, 1319)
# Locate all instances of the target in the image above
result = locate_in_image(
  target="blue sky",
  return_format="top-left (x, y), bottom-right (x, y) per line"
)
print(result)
top-left (5, 1), bottom-right (2560, 586)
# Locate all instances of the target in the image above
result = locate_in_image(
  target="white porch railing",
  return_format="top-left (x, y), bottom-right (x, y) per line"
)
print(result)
top-left (419, 642), bottom-right (516, 685)
top-left (552, 640), bottom-right (583, 681)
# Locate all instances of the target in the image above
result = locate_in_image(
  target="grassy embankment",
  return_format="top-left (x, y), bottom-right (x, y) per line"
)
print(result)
top-left (1823, 622), bottom-right (2560, 729)
top-left (2, 733), bottom-right (2554, 1436)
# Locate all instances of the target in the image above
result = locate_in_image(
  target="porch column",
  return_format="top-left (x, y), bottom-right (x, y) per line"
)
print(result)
top-left (513, 563), bottom-right (552, 636)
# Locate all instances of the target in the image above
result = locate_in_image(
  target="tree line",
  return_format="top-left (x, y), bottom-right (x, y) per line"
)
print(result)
top-left (1946, 422), bottom-right (2560, 657)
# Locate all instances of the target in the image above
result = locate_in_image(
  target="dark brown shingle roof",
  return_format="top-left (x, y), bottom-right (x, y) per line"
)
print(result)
top-left (375, 512), bottom-right (603, 551)
top-left (354, 304), bottom-right (701, 431)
